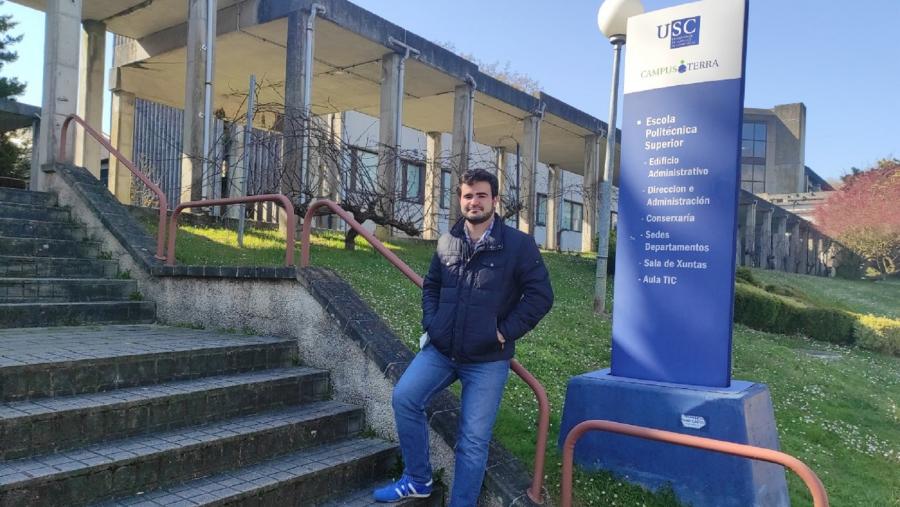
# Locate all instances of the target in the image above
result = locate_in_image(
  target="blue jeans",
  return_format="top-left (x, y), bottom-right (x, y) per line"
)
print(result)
top-left (392, 345), bottom-right (509, 507)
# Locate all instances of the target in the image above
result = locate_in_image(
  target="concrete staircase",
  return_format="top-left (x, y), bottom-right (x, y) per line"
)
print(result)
top-left (0, 187), bottom-right (155, 327)
top-left (0, 325), bottom-right (425, 506)
top-left (0, 188), bottom-right (436, 506)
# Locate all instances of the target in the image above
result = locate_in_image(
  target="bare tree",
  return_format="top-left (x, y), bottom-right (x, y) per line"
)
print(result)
top-left (126, 79), bottom-right (598, 252)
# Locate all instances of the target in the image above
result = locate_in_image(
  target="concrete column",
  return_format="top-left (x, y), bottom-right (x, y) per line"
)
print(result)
top-left (108, 81), bottom-right (135, 203)
top-left (306, 115), bottom-right (322, 196)
top-left (788, 221), bottom-right (801, 273)
top-left (784, 220), bottom-right (800, 273)
top-left (180, 0), bottom-right (216, 204)
top-left (75, 20), bottom-right (105, 177)
top-left (772, 214), bottom-right (788, 271)
top-left (423, 132), bottom-right (442, 240)
top-left (757, 208), bottom-right (773, 269)
top-left (226, 124), bottom-right (247, 220)
top-left (816, 236), bottom-right (825, 275)
top-left (582, 134), bottom-right (601, 252)
top-left (35, 0), bottom-right (83, 191)
top-left (449, 81), bottom-right (475, 224)
top-left (494, 147), bottom-right (506, 218)
top-left (519, 114), bottom-right (541, 235)
top-left (806, 229), bottom-right (816, 274)
top-left (743, 200), bottom-right (758, 266)
top-left (546, 164), bottom-right (561, 251)
top-left (29, 118), bottom-right (41, 184)
top-left (311, 112), bottom-right (343, 229)
top-left (822, 238), bottom-right (834, 276)
top-left (375, 52), bottom-right (403, 241)
top-left (282, 9), bottom-right (313, 199)
top-left (322, 112), bottom-right (342, 201)
top-left (798, 225), bottom-right (807, 273)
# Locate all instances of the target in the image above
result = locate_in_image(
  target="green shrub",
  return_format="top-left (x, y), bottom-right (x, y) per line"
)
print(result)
top-left (735, 267), bottom-right (759, 287)
top-left (763, 283), bottom-right (806, 301)
top-left (734, 283), bottom-right (785, 330)
top-left (607, 228), bottom-right (616, 275)
top-left (854, 314), bottom-right (900, 356)
top-left (798, 307), bottom-right (856, 345)
top-left (593, 228), bottom-right (617, 275)
top-left (734, 282), bottom-right (855, 344)
top-left (834, 247), bottom-right (866, 280)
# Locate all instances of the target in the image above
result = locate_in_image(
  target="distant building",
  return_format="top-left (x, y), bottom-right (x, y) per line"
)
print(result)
top-left (741, 103), bottom-right (832, 195)
top-left (742, 103), bottom-right (833, 224)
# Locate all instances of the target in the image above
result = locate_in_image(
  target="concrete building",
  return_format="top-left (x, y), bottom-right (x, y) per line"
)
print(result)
top-left (741, 103), bottom-right (833, 195)
top-left (741, 103), bottom-right (835, 226)
top-left (96, 0), bottom-right (617, 253)
top-left (14, 0), bottom-right (841, 271)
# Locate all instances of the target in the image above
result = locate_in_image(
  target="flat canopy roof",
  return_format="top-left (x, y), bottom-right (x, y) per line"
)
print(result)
top-left (20, 0), bottom-right (614, 173)
top-left (0, 100), bottom-right (39, 133)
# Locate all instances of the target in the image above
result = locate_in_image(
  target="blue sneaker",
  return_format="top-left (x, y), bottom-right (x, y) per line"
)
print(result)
top-left (373, 474), bottom-right (433, 502)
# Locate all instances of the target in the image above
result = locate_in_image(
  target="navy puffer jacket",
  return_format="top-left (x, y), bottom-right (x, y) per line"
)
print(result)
top-left (421, 215), bottom-right (554, 363)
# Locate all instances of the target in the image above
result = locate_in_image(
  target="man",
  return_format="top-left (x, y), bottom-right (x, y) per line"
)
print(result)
top-left (374, 168), bottom-right (554, 506)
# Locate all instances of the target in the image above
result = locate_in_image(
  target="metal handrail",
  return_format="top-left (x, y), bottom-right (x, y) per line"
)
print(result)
top-left (560, 420), bottom-right (829, 507)
top-left (167, 194), bottom-right (296, 267)
top-left (300, 198), bottom-right (549, 504)
top-left (59, 114), bottom-right (168, 260)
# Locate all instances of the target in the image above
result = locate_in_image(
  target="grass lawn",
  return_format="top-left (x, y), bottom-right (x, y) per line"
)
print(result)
top-left (750, 269), bottom-right (900, 319)
top-left (161, 224), bottom-right (900, 506)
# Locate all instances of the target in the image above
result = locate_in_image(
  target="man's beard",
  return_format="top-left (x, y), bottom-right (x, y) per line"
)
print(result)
top-left (464, 205), bottom-right (494, 225)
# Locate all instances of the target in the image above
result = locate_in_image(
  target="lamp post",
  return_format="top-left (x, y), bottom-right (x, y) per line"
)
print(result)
top-left (593, 0), bottom-right (644, 314)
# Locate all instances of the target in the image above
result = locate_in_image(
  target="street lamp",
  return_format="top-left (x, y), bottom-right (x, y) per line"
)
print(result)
top-left (593, 0), bottom-right (644, 314)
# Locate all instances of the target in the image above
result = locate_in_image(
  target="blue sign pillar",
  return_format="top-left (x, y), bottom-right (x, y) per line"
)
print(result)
top-left (560, 1), bottom-right (789, 505)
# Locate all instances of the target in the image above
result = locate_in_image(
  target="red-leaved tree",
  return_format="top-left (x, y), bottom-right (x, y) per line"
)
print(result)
top-left (815, 159), bottom-right (900, 277)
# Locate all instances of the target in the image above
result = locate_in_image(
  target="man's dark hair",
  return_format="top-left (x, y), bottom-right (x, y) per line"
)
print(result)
top-left (457, 168), bottom-right (499, 198)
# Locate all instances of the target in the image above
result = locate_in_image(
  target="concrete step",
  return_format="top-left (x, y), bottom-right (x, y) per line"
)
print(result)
top-left (0, 366), bottom-right (330, 460)
top-left (0, 217), bottom-right (86, 241)
top-left (0, 325), bottom-right (297, 401)
top-left (0, 278), bottom-right (139, 303)
top-left (0, 187), bottom-right (57, 207)
top-left (97, 438), bottom-right (399, 507)
top-left (0, 402), bottom-right (366, 506)
top-left (0, 301), bottom-right (156, 330)
top-left (0, 236), bottom-right (102, 258)
top-left (0, 202), bottom-right (70, 222)
top-left (0, 256), bottom-right (119, 279)
top-left (319, 482), bottom-right (443, 507)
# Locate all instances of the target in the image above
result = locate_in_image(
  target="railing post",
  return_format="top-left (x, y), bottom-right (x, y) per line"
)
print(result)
top-left (166, 194), bottom-right (296, 267)
top-left (59, 114), bottom-right (169, 261)
top-left (560, 420), bottom-right (829, 507)
top-left (510, 360), bottom-right (549, 504)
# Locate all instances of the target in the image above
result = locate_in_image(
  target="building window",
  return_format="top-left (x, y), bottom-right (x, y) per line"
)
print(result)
top-left (535, 193), bottom-right (548, 226)
top-left (440, 170), bottom-right (452, 209)
top-left (741, 121), bottom-right (767, 161)
top-left (349, 147), bottom-right (378, 193)
top-left (561, 200), bottom-right (583, 232)
top-left (741, 121), bottom-right (766, 192)
top-left (402, 160), bottom-right (425, 203)
top-left (741, 164), bottom-right (766, 193)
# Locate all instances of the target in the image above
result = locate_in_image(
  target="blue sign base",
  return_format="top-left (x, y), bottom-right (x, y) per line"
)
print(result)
top-left (559, 370), bottom-right (788, 507)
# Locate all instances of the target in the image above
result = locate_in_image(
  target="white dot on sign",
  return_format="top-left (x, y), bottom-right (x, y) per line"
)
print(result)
top-left (637, 120), bottom-right (642, 125)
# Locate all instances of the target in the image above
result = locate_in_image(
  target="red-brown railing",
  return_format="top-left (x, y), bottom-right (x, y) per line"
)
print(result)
top-left (59, 114), bottom-right (168, 260)
top-left (560, 420), bottom-right (829, 507)
top-left (167, 194), bottom-right (296, 267)
top-left (300, 199), bottom-right (549, 504)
